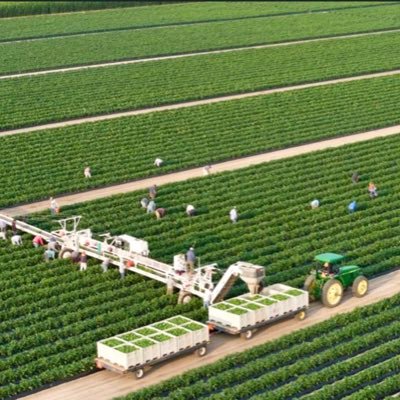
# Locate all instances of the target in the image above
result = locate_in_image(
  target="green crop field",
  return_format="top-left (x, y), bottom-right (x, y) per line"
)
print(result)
top-left (29, 133), bottom-right (400, 289)
top-left (1, 75), bottom-right (400, 208)
top-left (119, 294), bottom-right (400, 399)
top-left (1, 1), bottom-right (400, 398)
top-left (3, 5), bottom-right (400, 74)
top-left (0, 1), bottom-right (388, 40)
top-left (3, 31), bottom-right (400, 130)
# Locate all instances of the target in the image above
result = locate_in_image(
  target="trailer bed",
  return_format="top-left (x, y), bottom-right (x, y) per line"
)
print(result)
top-left (208, 306), bottom-right (307, 339)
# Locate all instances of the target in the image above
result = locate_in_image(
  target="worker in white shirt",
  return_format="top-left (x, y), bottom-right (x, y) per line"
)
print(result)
top-left (147, 200), bottom-right (156, 214)
top-left (154, 158), bottom-right (163, 167)
top-left (11, 234), bottom-right (22, 246)
top-left (229, 207), bottom-right (238, 223)
top-left (44, 248), bottom-right (55, 262)
top-left (84, 166), bottom-right (92, 178)
top-left (186, 204), bottom-right (196, 217)
top-left (101, 258), bottom-right (110, 273)
top-left (50, 197), bottom-right (59, 215)
top-left (0, 220), bottom-right (7, 240)
top-left (310, 199), bottom-right (320, 209)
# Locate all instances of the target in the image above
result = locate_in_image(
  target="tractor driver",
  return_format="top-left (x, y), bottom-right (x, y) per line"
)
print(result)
top-left (322, 262), bottom-right (334, 276)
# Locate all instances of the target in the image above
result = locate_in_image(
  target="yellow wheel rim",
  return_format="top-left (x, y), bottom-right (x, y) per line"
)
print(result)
top-left (298, 311), bottom-right (306, 320)
top-left (357, 280), bottom-right (368, 295)
top-left (327, 282), bottom-right (343, 305)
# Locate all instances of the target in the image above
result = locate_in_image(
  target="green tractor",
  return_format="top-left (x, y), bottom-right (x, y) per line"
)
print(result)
top-left (304, 253), bottom-right (369, 308)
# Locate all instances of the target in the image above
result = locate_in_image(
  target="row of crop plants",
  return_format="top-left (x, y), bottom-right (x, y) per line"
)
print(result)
top-left (3, 5), bottom-right (400, 74)
top-left (119, 294), bottom-right (400, 400)
top-left (0, 1), bottom-right (387, 41)
top-left (31, 132), bottom-right (400, 291)
top-left (3, 31), bottom-right (400, 129)
top-left (0, 240), bottom-right (204, 399)
top-left (1, 75), bottom-right (400, 208)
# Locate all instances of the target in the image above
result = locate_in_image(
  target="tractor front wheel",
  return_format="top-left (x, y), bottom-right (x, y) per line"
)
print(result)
top-left (352, 276), bottom-right (369, 298)
top-left (322, 279), bottom-right (343, 308)
top-left (304, 275), bottom-right (316, 301)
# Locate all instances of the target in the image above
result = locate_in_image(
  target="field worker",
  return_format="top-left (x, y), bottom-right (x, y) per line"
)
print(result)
top-left (230, 207), bottom-right (238, 223)
top-left (351, 172), bottom-right (360, 184)
top-left (186, 204), bottom-right (196, 217)
top-left (50, 197), bottom-right (59, 215)
top-left (119, 262), bottom-right (125, 280)
top-left (79, 251), bottom-right (88, 271)
top-left (310, 199), bottom-right (320, 209)
top-left (101, 257), bottom-right (110, 273)
top-left (11, 219), bottom-right (17, 235)
top-left (203, 165), bottom-right (211, 176)
top-left (32, 235), bottom-right (45, 248)
top-left (186, 247), bottom-right (196, 273)
top-left (0, 220), bottom-right (7, 240)
top-left (44, 248), bottom-right (55, 262)
top-left (84, 166), bottom-right (92, 178)
top-left (11, 233), bottom-right (22, 246)
top-left (155, 208), bottom-right (166, 219)
top-left (149, 184), bottom-right (157, 200)
top-left (203, 287), bottom-right (212, 309)
top-left (368, 182), bottom-right (378, 199)
top-left (71, 250), bottom-right (80, 263)
top-left (154, 157), bottom-right (163, 167)
top-left (140, 197), bottom-right (149, 209)
top-left (348, 200), bottom-right (357, 214)
top-left (48, 236), bottom-right (57, 251)
top-left (147, 200), bottom-right (156, 214)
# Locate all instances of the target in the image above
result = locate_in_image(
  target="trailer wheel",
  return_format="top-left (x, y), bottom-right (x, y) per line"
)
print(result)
top-left (296, 310), bottom-right (306, 321)
top-left (196, 346), bottom-right (207, 357)
top-left (59, 248), bottom-right (73, 259)
top-left (241, 330), bottom-right (253, 340)
top-left (135, 368), bottom-right (145, 379)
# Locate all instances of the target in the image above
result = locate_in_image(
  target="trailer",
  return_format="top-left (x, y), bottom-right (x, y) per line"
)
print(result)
top-left (95, 316), bottom-right (209, 378)
top-left (96, 341), bottom-right (208, 379)
top-left (208, 284), bottom-right (309, 339)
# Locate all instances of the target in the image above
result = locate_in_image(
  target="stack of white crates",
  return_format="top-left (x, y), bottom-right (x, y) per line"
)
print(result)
top-left (97, 315), bottom-right (209, 370)
top-left (209, 283), bottom-right (308, 330)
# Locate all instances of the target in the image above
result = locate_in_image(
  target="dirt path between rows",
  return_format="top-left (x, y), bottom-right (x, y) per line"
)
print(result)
top-left (23, 269), bottom-right (400, 400)
top-left (3, 27), bottom-right (400, 80)
top-left (3, 124), bottom-right (400, 217)
top-left (3, 68), bottom-right (400, 138)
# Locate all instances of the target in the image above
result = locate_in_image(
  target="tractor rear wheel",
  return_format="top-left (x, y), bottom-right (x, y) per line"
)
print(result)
top-left (304, 275), bottom-right (316, 301)
top-left (322, 279), bottom-right (343, 308)
top-left (352, 276), bottom-right (369, 298)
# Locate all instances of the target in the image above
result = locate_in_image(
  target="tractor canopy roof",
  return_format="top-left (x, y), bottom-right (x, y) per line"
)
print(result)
top-left (314, 252), bottom-right (345, 264)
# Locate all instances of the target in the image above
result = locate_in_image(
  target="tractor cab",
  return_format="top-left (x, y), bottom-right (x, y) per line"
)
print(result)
top-left (304, 252), bottom-right (368, 308)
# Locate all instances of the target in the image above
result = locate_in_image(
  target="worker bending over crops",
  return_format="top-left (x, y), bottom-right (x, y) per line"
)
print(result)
top-left (84, 166), bottom-right (92, 178)
top-left (155, 208), bottom-right (166, 219)
top-left (351, 172), bottom-right (360, 184)
top-left (140, 197), bottom-right (149, 209)
top-left (147, 200), bottom-right (156, 214)
top-left (186, 204), bottom-right (196, 217)
top-left (348, 201), bottom-right (357, 213)
top-left (32, 235), bottom-right (45, 248)
top-left (154, 157), bottom-right (163, 167)
top-left (310, 199), bottom-right (320, 209)
top-left (230, 207), bottom-right (238, 223)
top-left (11, 233), bottom-right (22, 246)
top-left (44, 248), bottom-right (55, 262)
top-left (368, 182), bottom-right (378, 199)
top-left (0, 220), bottom-right (6, 240)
